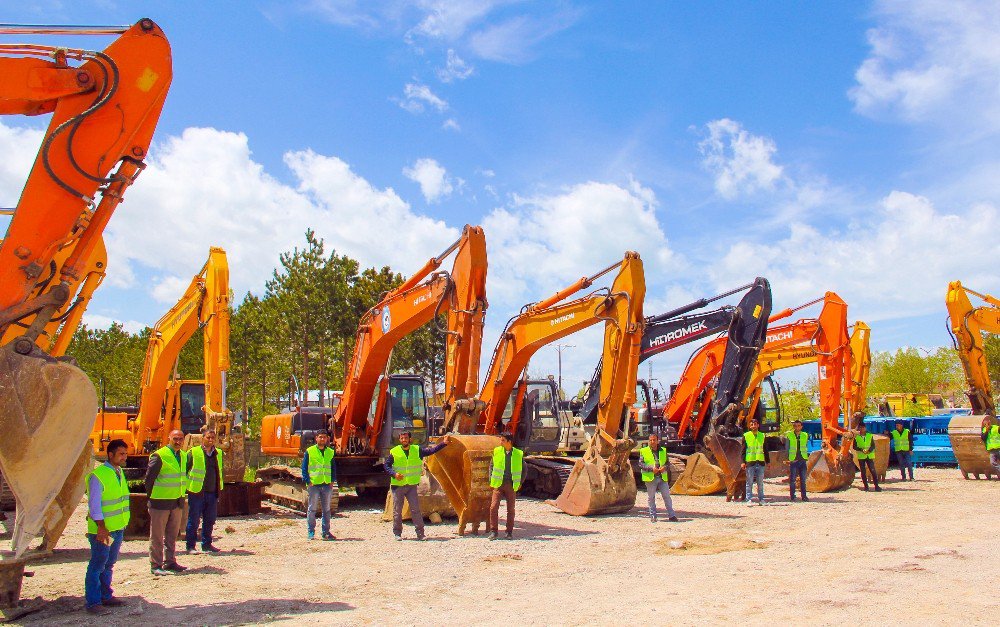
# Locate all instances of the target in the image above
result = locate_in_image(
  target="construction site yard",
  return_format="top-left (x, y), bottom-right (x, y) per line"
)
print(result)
top-left (10, 468), bottom-right (998, 626)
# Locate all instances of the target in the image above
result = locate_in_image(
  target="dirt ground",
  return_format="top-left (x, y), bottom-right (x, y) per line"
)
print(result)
top-left (4, 467), bottom-right (998, 626)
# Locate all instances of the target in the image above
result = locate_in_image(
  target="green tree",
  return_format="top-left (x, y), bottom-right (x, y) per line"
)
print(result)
top-left (66, 323), bottom-right (147, 406)
top-left (867, 347), bottom-right (963, 396)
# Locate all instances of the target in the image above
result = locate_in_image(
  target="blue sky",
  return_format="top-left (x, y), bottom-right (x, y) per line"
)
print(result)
top-left (2, 0), bottom-right (998, 389)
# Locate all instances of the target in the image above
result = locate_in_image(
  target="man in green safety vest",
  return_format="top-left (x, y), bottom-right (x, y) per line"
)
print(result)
top-left (186, 428), bottom-right (224, 553)
top-left (488, 433), bottom-right (524, 540)
top-left (888, 420), bottom-right (914, 481)
top-left (84, 438), bottom-right (130, 614)
top-left (981, 417), bottom-right (1000, 475)
top-left (145, 429), bottom-right (189, 576)
top-left (301, 429), bottom-right (337, 541)
top-left (638, 432), bottom-right (677, 522)
top-left (784, 420), bottom-right (810, 502)
top-left (853, 419), bottom-right (881, 491)
top-left (741, 419), bottom-right (767, 506)
top-left (384, 431), bottom-right (451, 540)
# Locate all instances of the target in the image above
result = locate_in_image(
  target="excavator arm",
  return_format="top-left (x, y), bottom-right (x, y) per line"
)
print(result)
top-left (946, 281), bottom-right (1000, 417)
top-left (334, 226), bottom-right (487, 453)
top-left (0, 20), bottom-right (171, 558)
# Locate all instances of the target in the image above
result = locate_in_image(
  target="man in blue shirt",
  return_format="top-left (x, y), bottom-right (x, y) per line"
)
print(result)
top-left (85, 439), bottom-right (129, 614)
top-left (301, 430), bottom-right (337, 540)
top-left (384, 431), bottom-right (451, 540)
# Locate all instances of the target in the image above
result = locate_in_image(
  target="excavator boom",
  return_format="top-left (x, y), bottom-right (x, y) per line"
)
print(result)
top-left (0, 20), bottom-right (171, 558)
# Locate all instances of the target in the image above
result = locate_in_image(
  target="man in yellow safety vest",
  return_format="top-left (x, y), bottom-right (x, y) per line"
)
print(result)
top-left (488, 433), bottom-right (524, 540)
top-left (981, 417), bottom-right (1000, 475)
top-left (853, 419), bottom-right (881, 491)
top-left (889, 420), bottom-right (914, 481)
top-left (145, 429), bottom-right (188, 575)
top-left (84, 438), bottom-right (130, 614)
top-left (741, 419), bottom-right (767, 505)
top-left (785, 420), bottom-right (810, 502)
top-left (384, 431), bottom-right (451, 540)
top-left (302, 429), bottom-right (337, 541)
top-left (638, 432), bottom-right (677, 522)
top-left (186, 428), bottom-right (224, 553)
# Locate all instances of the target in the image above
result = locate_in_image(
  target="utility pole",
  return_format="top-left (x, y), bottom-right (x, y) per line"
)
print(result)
top-left (554, 344), bottom-right (575, 400)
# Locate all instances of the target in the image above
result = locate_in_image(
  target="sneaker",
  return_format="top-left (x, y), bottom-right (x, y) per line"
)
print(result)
top-left (86, 605), bottom-right (111, 615)
top-left (322, 532), bottom-right (336, 541)
top-left (185, 546), bottom-right (199, 554)
top-left (746, 500), bottom-right (755, 507)
top-left (505, 532), bottom-right (513, 540)
top-left (668, 516), bottom-right (678, 522)
top-left (790, 496), bottom-right (796, 501)
top-left (202, 544), bottom-right (222, 554)
top-left (394, 535), bottom-right (402, 541)
top-left (415, 535), bottom-right (426, 541)
top-left (801, 497), bottom-right (809, 502)
top-left (307, 531), bottom-right (315, 540)
top-left (102, 597), bottom-right (126, 607)
top-left (862, 486), bottom-right (869, 491)
top-left (164, 563), bottom-right (187, 572)
top-left (488, 531), bottom-right (497, 541)
top-left (650, 516), bottom-right (657, 523)
top-left (151, 567), bottom-right (172, 576)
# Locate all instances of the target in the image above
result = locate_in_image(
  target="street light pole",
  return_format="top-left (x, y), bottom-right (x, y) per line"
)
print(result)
top-left (554, 344), bottom-right (575, 400)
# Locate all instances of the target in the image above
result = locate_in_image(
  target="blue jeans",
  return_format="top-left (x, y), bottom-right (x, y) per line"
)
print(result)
top-left (788, 460), bottom-right (807, 499)
top-left (896, 451), bottom-right (914, 480)
top-left (186, 491), bottom-right (219, 549)
top-left (645, 478), bottom-right (676, 519)
top-left (744, 464), bottom-right (765, 502)
top-left (307, 484), bottom-right (332, 535)
top-left (85, 529), bottom-right (123, 607)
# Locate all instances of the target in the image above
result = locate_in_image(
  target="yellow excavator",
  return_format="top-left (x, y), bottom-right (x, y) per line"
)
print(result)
top-left (90, 247), bottom-right (243, 479)
top-left (945, 281), bottom-right (1000, 479)
top-left (0, 19), bottom-right (171, 580)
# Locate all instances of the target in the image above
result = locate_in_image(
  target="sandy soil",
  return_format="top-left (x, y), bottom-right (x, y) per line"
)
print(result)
top-left (4, 468), bottom-right (998, 626)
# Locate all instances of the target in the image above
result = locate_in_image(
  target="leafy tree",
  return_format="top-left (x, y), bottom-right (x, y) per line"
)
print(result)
top-left (867, 347), bottom-right (963, 396)
top-left (66, 323), bottom-right (147, 406)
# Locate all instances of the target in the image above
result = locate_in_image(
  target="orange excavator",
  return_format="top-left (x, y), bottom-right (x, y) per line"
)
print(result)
top-left (88, 247), bottom-right (242, 479)
top-left (0, 20), bottom-right (171, 565)
top-left (428, 252), bottom-right (645, 528)
top-left (677, 293), bottom-right (858, 497)
top-left (257, 226), bottom-right (488, 512)
top-left (945, 281), bottom-right (1000, 479)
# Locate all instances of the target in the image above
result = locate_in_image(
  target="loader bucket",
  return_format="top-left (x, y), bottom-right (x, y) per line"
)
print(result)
top-left (0, 346), bottom-right (97, 556)
top-left (805, 449), bottom-right (855, 492)
top-left (551, 430), bottom-right (637, 516)
top-left (424, 434), bottom-right (499, 535)
top-left (948, 415), bottom-right (998, 479)
top-left (704, 430), bottom-right (748, 501)
top-left (670, 452), bottom-right (725, 496)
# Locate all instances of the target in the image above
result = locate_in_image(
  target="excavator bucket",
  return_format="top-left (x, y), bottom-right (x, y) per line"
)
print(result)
top-left (35, 444), bottom-right (94, 554)
top-left (703, 430), bottom-right (747, 501)
top-left (949, 415), bottom-right (998, 479)
top-left (805, 449), bottom-right (856, 492)
top-left (424, 434), bottom-right (499, 535)
top-left (0, 346), bottom-right (97, 556)
top-left (551, 430), bottom-right (637, 516)
top-left (670, 452), bottom-right (725, 496)
top-left (381, 469), bottom-right (456, 522)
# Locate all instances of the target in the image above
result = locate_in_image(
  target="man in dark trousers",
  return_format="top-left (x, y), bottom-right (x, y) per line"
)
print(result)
top-left (84, 439), bottom-right (130, 614)
top-left (888, 420), bottom-right (915, 481)
top-left (785, 420), bottom-right (809, 502)
top-left (488, 433), bottom-right (523, 540)
top-left (854, 419), bottom-right (881, 491)
top-left (385, 431), bottom-right (451, 540)
top-left (186, 428), bottom-right (223, 553)
top-left (146, 429), bottom-right (188, 575)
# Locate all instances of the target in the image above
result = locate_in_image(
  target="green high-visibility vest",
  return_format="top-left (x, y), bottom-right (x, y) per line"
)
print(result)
top-left (855, 433), bottom-right (875, 460)
top-left (489, 446), bottom-right (524, 491)
top-left (86, 464), bottom-right (130, 534)
top-left (389, 445), bottom-right (422, 486)
top-left (984, 425), bottom-right (1000, 451)
top-left (306, 445), bottom-right (335, 486)
top-left (149, 446), bottom-right (188, 500)
top-left (891, 429), bottom-right (911, 452)
top-left (187, 446), bottom-right (224, 493)
top-left (744, 431), bottom-right (765, 463)
top-left (787, 431), bottom-right (809, 461)
top-left (639, 445), bottom-right (669, 483)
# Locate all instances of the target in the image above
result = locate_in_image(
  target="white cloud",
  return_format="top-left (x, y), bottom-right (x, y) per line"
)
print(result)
top-left (849, 0), bottom-right (1000, 129)
top-left (106, 127), bottom-right (457, 300)
top-left (442, 118), bottom-right (461, 131)
top-left (298, 0), bottom-right (379, 28)
top-left (467, 12), bottom-right (578, 64)
top-left (81, 313), bottom-right (147, 334)
top-left (0, 123), bottom-right (44, 208)
top-left (698, 118), bottom-right (785, 200)
top-left (411, 0), bottom-right (511, 41)
top-left (403, 158), bottom-right (456, 203)
top-left (437, 49), bottom-right (474, 82)
top-left (477, 168), bottom-right (495, 178)
top-left (151, 275), bottom-right (190, 305)
top-left (396, 82), bottom-right (449, 113)
top-left (709, 191), bottom-right (1000, 322)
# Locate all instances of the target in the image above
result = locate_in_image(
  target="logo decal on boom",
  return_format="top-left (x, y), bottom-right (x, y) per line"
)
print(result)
top-left (648, 320), bottom-right (708, 348)
top-left (381, 307), bottom-right (391, 334)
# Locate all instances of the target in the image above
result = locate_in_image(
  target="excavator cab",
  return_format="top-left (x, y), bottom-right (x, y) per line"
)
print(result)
top-left (372, 374), bottom-right (429, 451)
top-left (755, 376), bottom-right (783, 433)
top-left (507, 380), bottom-right (563, 453)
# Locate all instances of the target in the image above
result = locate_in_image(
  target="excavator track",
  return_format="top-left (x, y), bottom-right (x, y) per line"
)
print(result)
top-left (521, 457), bottom-right (576, 499)
top-left (256, 465), bottom-right (340, 514)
